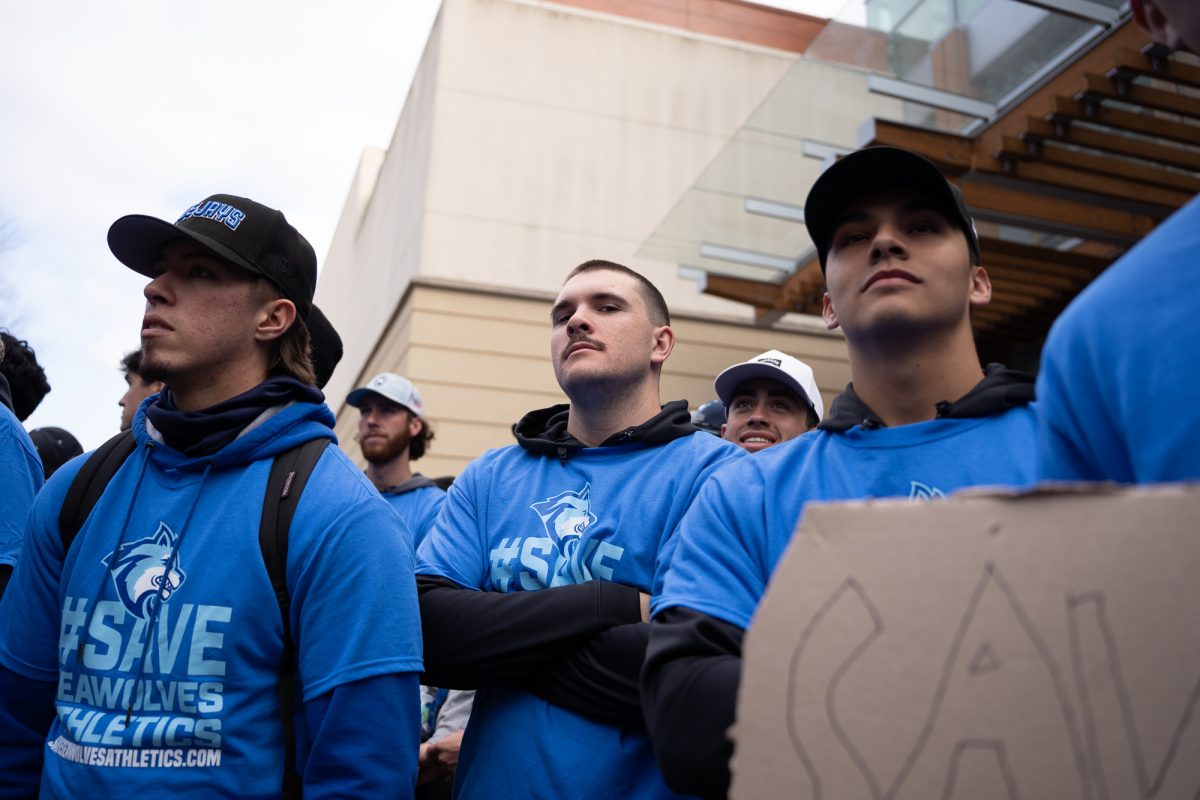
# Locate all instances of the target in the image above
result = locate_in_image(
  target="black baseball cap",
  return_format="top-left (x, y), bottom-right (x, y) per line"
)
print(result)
top-left (107, 194), bottom-right (318, 319)
top-left (307, 305), bottom-right (343, 390)
top-left (804, 147), bottom-right (980, 272)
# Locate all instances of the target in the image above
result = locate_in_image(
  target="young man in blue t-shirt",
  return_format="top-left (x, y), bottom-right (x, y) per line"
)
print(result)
top-left (415, 260), bottom-right (742, 799)
top-left (644, 147), bottom-right (1039, 799)
top-left (1036, 0), bottom-right (1200, 483)
top-left (0, 195), bottom-right (423, 798)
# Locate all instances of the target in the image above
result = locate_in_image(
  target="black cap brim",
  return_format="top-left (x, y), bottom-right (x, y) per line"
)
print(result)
top-left (108, 214), bottom-right (268, 283)
top-left (804, 147), bottom-right (979, 271)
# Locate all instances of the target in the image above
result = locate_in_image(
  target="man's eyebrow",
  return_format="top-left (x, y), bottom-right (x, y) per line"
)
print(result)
top-left (589, 291), bottom-right (628, 307)
top-left (550, 299), bottom-right (572, 320)
top-left (550, 291), bottom-right (629, 319)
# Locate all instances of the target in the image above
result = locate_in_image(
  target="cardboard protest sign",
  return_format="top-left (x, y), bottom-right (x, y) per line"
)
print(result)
top-left (732, 485), bottom-right (1200, 800)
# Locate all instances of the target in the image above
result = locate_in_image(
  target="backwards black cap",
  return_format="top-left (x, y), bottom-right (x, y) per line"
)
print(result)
top-left (107, 194), bottom-right (317, 319)
top-left (804, 147), bottom-right (981, 273)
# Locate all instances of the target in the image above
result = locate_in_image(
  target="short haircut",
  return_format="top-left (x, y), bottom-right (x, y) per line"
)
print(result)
top-left (564, 259), bottom-right (670, 327)
top-left (121, 349), bottom-right (144, 376)
top-left (409, 415), bottom-right (435, 461)
top-left (0, 331), bottom-right (51, 422)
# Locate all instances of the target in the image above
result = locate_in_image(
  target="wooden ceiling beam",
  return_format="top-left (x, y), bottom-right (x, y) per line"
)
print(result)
top-left (959, 180), bottom-right (1157, 244)
top-left (979, 236), bottom-right (1111, 271)
top-left (1023, 116), bottom-right (1200, 172)
top-left (1051, 96), bottom-right (1200, 147)
top-left (1001, 135), bottom-right (1200, 193)
top-left (1111, 47), bottom-right (1200, 90)
top-left (994, 152), bottom-right (1193, 208)
top-left (981, 263), bottom-right (1088, 291)
top-left (1083, 72), bottom-right (1200, 121)
top-left (703, 273), bottom-right (786, 311)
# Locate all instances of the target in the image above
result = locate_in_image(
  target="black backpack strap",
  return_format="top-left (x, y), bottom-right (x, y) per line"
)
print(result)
top-left (259, 437), bottom-right (330, 800)
top-left (58, 430), bottom-right (137, 554)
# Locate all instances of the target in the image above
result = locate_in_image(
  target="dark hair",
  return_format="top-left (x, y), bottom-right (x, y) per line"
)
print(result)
top-left (564, 260), bottom-right (670, 327)
top-left (0, 331), bottom-right (51, 421)
top-left (409, 415), bottom-right (435, 461)
top-left (120, 349), bottom-right (144, 376)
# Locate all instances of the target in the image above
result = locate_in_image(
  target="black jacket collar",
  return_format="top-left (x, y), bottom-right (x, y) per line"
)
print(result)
top-left (819, 363), bottom-right (1035, 432)
top-left (513, 399), bottom-right (698, 460)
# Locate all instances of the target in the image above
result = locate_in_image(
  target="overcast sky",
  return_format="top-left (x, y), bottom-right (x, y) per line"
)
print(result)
top-left (1, 0), bottom-right (845, 452)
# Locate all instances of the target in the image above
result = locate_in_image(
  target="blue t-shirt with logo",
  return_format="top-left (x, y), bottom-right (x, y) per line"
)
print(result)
top-left (0, 401), bottom-right (423, 798)
top-left (655, 408), bottom-right (1038, 630)
top-left (416, 432), bottom-right (741, 800)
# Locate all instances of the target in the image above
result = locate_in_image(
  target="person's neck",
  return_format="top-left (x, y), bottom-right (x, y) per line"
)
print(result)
top-left (168, 365), bottom-right (271, 412)
top-left (846, 326), bottom-right (984, 427)
top-left (565, 380), bottom-right (663, 447)
top-left (365, 454), bottom-right (413, 490)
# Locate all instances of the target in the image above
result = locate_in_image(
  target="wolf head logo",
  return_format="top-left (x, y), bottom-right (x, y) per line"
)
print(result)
top-left (102, 522), bottom-right (186, 620)
top-left (531, 484), bottom-right (597, 558)
top-left (909, 481), bottom-right (946, 501)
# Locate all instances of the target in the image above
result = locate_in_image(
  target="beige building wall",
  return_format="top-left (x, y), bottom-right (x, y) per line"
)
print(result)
top-left (335, 281), bottom-right (849, 476)
top-left (317, 0), bottom-right (890, 474)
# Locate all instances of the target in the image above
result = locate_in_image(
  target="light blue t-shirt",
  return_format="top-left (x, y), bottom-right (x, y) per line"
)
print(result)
top-left (416, 430), bottom-right (741, 800)
top-left (656, 408), bottom-right (1038, 630)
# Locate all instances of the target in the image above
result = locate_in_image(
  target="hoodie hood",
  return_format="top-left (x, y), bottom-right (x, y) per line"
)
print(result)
top-left (513, 399), bottom-right (698, 458)
top-left (132, 394), bottom-right (335, 472)
top-left (819, 363), bottom-right (1035, 432)
top-left (380, 473), bottom-right (439, 496)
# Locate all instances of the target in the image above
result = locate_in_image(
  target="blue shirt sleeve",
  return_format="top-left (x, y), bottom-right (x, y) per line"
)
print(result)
top-left (1035, 332), bottom-right (1119, 482)
top-left (289, 455), bottom-right (425, 701)
top-left (415, 461), bottom-right (485, 590)
top-left (652, 457), bottom-right (771, 631)
top-left (0, 662), bottom-right (57, 798)
top-left (0, 409), bottom-right (45, 570)
top-left (302, 673), bottom-right (420, 799)
top-left (0, 457), bottom-right (79, 681)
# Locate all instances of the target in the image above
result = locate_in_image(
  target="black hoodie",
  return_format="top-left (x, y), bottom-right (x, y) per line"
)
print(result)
top-left (418, 400), bottom-right (703, 728)
top-left (819, 363), bottom-right (1035, 432)
top-left (642, 365), bottom-right (1035, 800)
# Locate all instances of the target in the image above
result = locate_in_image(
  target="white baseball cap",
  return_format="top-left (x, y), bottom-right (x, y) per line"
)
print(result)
top-left (713, 349), bottom-right (823, 422)
top-left (346, 372), bottom-right (425, 417)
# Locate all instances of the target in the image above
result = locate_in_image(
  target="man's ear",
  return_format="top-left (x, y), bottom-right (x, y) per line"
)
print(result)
top-left (719, 423), bottom-right (729, 439)
top-left (408, 414), bottom-right (424, 437)
top-left (650, 324), bottom-right (675, 366)
top-left (822, 292), bottom-right (840, 331)
top-left (255, 298), bottom-right (297, 343)
top-left (968, 265), bottom-right (992, 308)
